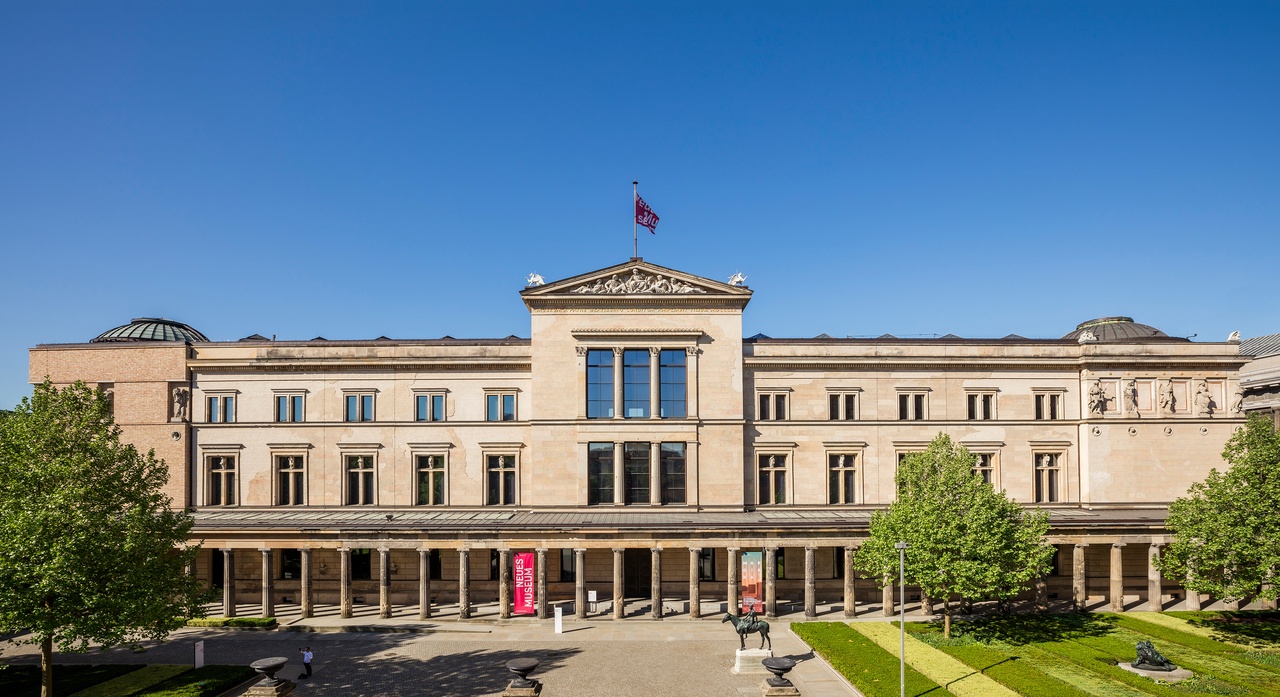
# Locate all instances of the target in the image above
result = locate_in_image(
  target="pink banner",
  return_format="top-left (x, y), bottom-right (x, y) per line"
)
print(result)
top-left (513, 552), bottom-right (536, 615)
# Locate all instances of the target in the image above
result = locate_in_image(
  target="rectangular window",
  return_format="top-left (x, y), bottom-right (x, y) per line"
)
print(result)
top-left (758, 454), bottom-right (787, 505)
top-left (560, 548), bottom-right (576, 582)
top-left (758, 392), bottom-right (788, 420)
top-left (967, 393), bottom-right (996, 420)
top-left (415, 394), bottom-right (446, 422)
top-left (351, 549), bottom-right (372, 580)
top-left (834, 547), bottom-right (845, 579)
top-left (776, 549), bottom-right (786, 580)
top-left (275, 395), bottom-right (304, 422)
top-left (624, 442), bottom-right (650, 504)
top-left (344, 393), bottom-right (374, 422)
top-left (490, 550), bottom-right (500, 581)
top-left (415, 455), bottom-right (445, 505)
top-left (345, 455), bottom-right (374, 505)
top-left (898, 392), bottom-right (927, 420)
top-left (1035, 393), bottom-right (1063, 420)
top-left (698, 548), bottom-right (715, 581)
top-left (486, 454), bottom-right (516, 505)
top-left (207, 456), bottom-right (236, 505)
top-left (586, 350), bottom-right (615, 419)
top-left (660, 442), bottom-right (686, 504)
top-left (207, 395), bottom-right (235, 423)
top-left (587, 442), bottom-right (614, 505)
top-left (973, 453), bottom-right (995, 485)
top-left (280, 549), bottom-right (301, 580)
top-left (276, 455), bottom-right (305, 506)
top-left (1034, 453), bottom-right (1061, 503)
top-left (659, 349), bottom-right (687, 418)
top-left (828, 453), bottom-right (857, 504)
top-left (486, 392), bottom-right (517, 421)
top-left (623, 349), bottom-right (651, 418)
top-left (828, 392), bottom-right (858, 420)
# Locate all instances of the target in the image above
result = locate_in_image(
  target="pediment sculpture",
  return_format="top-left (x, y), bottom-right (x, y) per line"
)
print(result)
top-left (571, 269), bottom-right (707, 295)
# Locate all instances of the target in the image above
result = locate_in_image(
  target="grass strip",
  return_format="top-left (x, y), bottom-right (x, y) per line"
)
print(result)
top-left (132, 665), bottom-right (257, 697)
top-left (70, 665), bottom-right (191, 697)
top-left (0, 664), bottom-right (145, 697)
top-left (1109, 615), bottom-right (1280, 677)
top-left (1103, 626), bottom-right (1280, 693)
top-left (855, 622), bottom-right (1018, 697)
top-left (1034, 636), bottom-right (1185, 697)
top-left (791, 622), bottom-right (958, 697)
top-left (924, 639), bottom-right (1091, 697)
top-left (1166, 611), bottom-right (1280, 648)
top-left (1008, 645), bottom-right (1154, 697)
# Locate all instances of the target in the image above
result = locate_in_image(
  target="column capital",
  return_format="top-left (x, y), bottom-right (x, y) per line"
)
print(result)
top-left (612, 547), bottom-right (626, 553)
top-left (805, 545), bottom-right (818, 552)
top-left (258, 547), bottom-right (273, 553)
top-left (687, 545), bottom-right (701, 552)
top-left (1112, 542), bottom-right (1127, 549)
top-left (535, 547), bottom-right (548, 553)
top-left (844, 543), bottom-right (860, 552)
top-left (651, 546), bottom-right (663, 552)
top-left (726, 546), bottom-right (740, 553)
top-left (377, 547), bottom-right (389, 553)
top-left (574, 547), bottom-right (588, 554)
top-left (1075, 542), bottom-right (1089, 549)
top-left (221, 547), bottom-right (235, 553)
top-left (765, 545), bottom-right (779, 553)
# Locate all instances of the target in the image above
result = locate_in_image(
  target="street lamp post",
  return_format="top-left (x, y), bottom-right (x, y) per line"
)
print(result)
top-left (894, 541), bottom-right (908, 697)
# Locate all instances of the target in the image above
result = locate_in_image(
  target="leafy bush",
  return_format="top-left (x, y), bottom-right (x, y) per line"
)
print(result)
top-left (70, 665), bottom-right (190, 697)
top-left (792, 622), bottom-right (957, 697)
top-left (183, 616), bottom-right (276, 628)
top-left (133, 665), bottom-right (257, 697)
top-left (0, 664), bottom-right (144, 697)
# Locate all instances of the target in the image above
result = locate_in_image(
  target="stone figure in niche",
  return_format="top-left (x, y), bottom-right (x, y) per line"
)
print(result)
top-left (1230, 386), bottom-right (1244, 414)
top-left (1158, 381), bottom-right (1176, 414)
top-left (1088, 380), bottom-right (1107, 415)
top-left (101, 387), bottom-right (114, 414)
top-left (1132, 641), bottom-right (1176, 672)
top-left (1193, 382), bottom-right (1213, 417)
top-left (171, 387), bottom-right (190, 421)
top-left (1123, 379), bottom-right (1140, 415)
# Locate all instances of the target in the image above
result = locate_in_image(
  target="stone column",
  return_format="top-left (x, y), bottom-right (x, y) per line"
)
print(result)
top-left (340, 548), bottom-right (352, 619)
top-left (1110, 543), bottom-right (1126, 612)
top-left (221, 549), bottom-right (236, 618)
top-left (572, 548), bottom-right (587, 619)
top-left (1147, 543), bottom-right (1163, 612)
top-left (882, 575), bottom-right (894, 617)
top-left (649, 441), bottom-right (661, 505)
top-left (1073, 544), bottom-right (1088, 611)
top-left (764, 547), bottom-right (778, 619)
top-left (300, 549), bottom-right (313, 619)
top-left (612, 348), bottom-right (624, 420)
top-left (260, 549), bottom-right (274, 618)
top-left (499, 549), bottom-right (513, 620)
top-left (804, 546), bottom-right (817, 619)
top-left (535, 548), bottom-right (548, 620)
top-left (651, 548), bottom-right (663, 619)
top-left (688, 547), bottom-right (701, 619)
top-left (648, 347), bottom-right (660, 420)
top-left (458, 549), bottom-right (471, 619)
top-left (613, 442), bottom-right (625, 505)
top-left (1185, 569), bottom-right (1202, 611)
top-left (378, 548), bottom-right (392, 619)
top-left (727, 547), bottom-right (740, 614)
top-left (686, 346), bottom-right (699, 417)
top-left (843, 545), bottom-right (857, 618)
top-left (418, 549), bottom-right (432, 620)
top-left (612, 548), bottom-right (625, 619)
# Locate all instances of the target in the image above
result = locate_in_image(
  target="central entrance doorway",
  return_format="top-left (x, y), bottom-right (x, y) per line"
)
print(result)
top-left (623, 549), bottom-right (651, 597)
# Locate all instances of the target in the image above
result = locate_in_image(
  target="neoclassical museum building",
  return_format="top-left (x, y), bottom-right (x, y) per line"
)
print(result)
top-left (29, 259), bottom-right (1264, 621)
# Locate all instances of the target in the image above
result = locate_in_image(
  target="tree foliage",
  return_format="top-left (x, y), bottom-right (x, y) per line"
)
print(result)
top-left (857, 433), bottom-right (1055, 637)
top-left (1159, 413), bottom-right (1280, 603)
top-left (0, 381), bottom-right (209, 697)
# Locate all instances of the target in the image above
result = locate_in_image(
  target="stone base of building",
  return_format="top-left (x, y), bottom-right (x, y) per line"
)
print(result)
top-left (733, 648), bottom-right (774, 674)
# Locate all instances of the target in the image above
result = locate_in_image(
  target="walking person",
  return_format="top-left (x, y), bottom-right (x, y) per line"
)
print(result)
top-left (299, 647), bottom-right (313, 680)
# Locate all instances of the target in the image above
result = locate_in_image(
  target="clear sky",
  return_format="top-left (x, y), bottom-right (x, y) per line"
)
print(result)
top-left (2, 1), bottom-right (1278, 408)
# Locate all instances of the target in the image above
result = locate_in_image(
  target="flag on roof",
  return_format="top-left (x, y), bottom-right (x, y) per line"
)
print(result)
top-left (635, 194), bottom-right (659, 234)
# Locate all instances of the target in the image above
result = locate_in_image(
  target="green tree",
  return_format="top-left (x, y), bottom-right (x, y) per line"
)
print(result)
top-left (857, 433), bottom-right (1055, 637)
top-left (1159, 413), bottom-right (1280, 604)
top-left (0, 381), bottom-right (209, 697)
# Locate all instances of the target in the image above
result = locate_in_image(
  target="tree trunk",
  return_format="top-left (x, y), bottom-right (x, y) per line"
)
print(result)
top-left (943, 598), bottom-right (952, 639)
top-left (42, 635), bottom-right (53, 697)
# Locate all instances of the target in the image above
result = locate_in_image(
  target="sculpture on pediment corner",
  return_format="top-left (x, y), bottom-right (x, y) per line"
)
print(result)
top-left (728, 272), bottom-right (747, 287)
top-left (1193, 381), bottom-right (1213, 417)
top-left (525, 273), bottom-right (545, 287)
top-left (171, 387), bottom-right (190, 421)
top-left (1087, 380), bottom-right (1107, 415)
top-left (1228, 331), bottom-right (1240, 342)
top-left (1123, 379), bottom-right (1139, 416)
top-left (1078, 330), bottom-right (1098, 343)
top-left (569, 269), bottom-right (707, 295)
top-left (1158, 380), bottom-right (1175, 415)
top-left (1230, 386), bottom-right (1244, 414)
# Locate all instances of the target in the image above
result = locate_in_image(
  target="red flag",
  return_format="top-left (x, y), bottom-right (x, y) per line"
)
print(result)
top-left (636, 194), bottom-right (659, 234)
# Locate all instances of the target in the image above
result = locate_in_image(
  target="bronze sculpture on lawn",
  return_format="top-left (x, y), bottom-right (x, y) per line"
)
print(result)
top-left (722, 612), bottom-right (771, 650)
top-left (1133, 641), bottom-right (1176, 672)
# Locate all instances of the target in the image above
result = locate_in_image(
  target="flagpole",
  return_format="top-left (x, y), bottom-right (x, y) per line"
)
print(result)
top-left (632, 180), bottom-right (638, 259)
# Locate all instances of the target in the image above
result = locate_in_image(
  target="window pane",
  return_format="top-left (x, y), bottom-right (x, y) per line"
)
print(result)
top-left (914, 394), bottom-right (925, 420)
top-left (843, 470), bottom-right (855, 504)
top-left (758, 470), bottom-right (769, 505)
top-left (623, 350), bottom-right (650, 418)
top-left (588, 442), bottom-right (614, 505)
top-left (774, 471), bottom-right (786, 504)
top-left (292, 395), bottom-right (303, 422)
top-left (624, 442), bottom-right (650, 504)
top-left (416, 395), bottom-right (428, 421)
top-left (898, 394), bottom-right (909, 420)
top-left (659, 350), bottom-right (686, 418)
top-left (968, 394), bottom-right (977, 420)
top-left (503, 470), bottom-right (515, 504)
top-left (775, 394), bottom-right (786, 420)
top-left (983, 394), bottom-right (993, 418)
top-left (208, 397), bottom-right (220, 423)
top-left (211, 470), bottom-right (222, 504)
top-left (432, 471), bottom-right (444, 505)
top-left (224, 397), bottom-right (235, 423)
top-left (586, 350), bottom-right (615, 419)
top-left (346, 395), bottom-right (357, 421)
top-left (431, 394), bottom-right (444, 421)
top-left (1050, 395), bottom-right (1059, 420)
top-left (277, 396), bottom-right (288, 422)
top-left (294, 472), bottom-right (304, 505)
top-left (1035, 394), bottom-right (1044, 420)
top-left (361, 395), bottom-right (373, 421)
top-left (829, 394), bottom-right (840, 420)
top-left (362, 471), bottom-right (373, 504)
top-left (661, 442), bottom-right (685, 504)
top-left (759, 394), bottom-right (770, 420)
top-left (845, 394), bottom-right (856, 420)
top-left (226, 473), bottom-right (235, 504)
top-left (829, 469), bottom-right (839, 504)
top-left (487, 395), bottom-right (499, 421)
top-left (502, 394), bottom-right (515, 421)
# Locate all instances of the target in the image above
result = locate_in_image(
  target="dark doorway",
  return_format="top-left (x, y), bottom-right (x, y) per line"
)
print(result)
top-left (211, 550), bottom-right (224, 589)
top-left (624, 549), bottom-right (651, 597)
top-left (351, 549), bottom-right (372, 580)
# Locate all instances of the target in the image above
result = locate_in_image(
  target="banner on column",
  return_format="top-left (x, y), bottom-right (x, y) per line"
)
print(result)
top-left (514, 552), bottom-right (536, 615)
top-left (741, 551), bottom-right (763, 614)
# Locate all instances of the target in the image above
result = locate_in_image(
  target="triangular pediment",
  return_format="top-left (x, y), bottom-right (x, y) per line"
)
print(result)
top-left (523, 260), bottom-right (751, 297)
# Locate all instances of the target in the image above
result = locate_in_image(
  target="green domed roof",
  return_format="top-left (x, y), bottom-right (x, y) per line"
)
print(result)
top-left (1062, 316), bottom-right (1171, 341)
top-left (91, 318), bottom-right (209, 343)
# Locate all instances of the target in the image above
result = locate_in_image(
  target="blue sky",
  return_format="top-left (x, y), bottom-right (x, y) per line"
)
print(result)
top-left (2, 1), bottom-right (1278, 408)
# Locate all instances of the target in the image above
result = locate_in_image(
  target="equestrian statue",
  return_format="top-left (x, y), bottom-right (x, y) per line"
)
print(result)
top-left (722, 609), bottom-right (771, 650)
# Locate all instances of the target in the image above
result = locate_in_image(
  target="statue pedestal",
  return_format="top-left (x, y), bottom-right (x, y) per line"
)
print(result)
top-left (733, 648), bottom-right (774, 674)
top-left (245, 680), bottom-right (295, 696)
top-left (501, 684), bottom-right (542, 697)
top-left (761, 679), bottom-right (801, 696)
top-left (1118, 663), bottom-right (1192, 683)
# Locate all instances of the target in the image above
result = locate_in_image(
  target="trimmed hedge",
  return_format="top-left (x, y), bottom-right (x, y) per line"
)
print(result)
top-left (184, 616), bottom-right (276, 628)
top-left (70, 665), bottom-right (191, 697)
top-left (132, 665), bottom-right (257, 697)
top-left (0, 664), bottom-right (144, 697)
top-left (792, 622), bottom-right (958, 697)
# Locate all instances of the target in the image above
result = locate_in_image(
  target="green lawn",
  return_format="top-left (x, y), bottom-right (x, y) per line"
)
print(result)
top-left (0, 664), bottom-right (145, 697)
top-left (131, 665), bottom-right (256, 697)
top-left (793, 613), bottom-right (1280, 697)
top-left (792, 622), bottom-right (958, 697)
